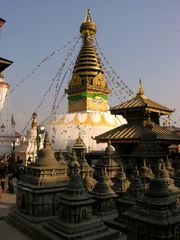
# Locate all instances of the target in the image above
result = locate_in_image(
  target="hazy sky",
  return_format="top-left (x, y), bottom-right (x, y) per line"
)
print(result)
top-left (0, 0), bottom-right (180, 132)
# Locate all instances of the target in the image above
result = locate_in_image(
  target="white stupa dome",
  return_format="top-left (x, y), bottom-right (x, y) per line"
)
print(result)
top-left (44, 111), bottom-right (125, 152)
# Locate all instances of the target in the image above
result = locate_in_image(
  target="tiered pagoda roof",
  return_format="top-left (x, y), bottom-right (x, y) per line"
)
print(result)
top-left (0, 57), bottom-right (13, 72)
top-left (95, 81), bottom-right (180, 144)
top-left (111, 80), bottom-right (173, 116)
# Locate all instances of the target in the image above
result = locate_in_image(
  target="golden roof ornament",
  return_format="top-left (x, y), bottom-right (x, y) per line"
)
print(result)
top-left (137, 79), bottom-right (145, 96)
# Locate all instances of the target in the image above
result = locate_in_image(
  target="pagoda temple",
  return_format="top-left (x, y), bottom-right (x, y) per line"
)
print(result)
top-left (95, 80), bottom-right (180, 160)
top-left (45, 9), bottom-right (125, 152)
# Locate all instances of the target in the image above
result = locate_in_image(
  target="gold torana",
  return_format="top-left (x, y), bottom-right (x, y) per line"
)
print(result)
top-left (66, 9), bottom-right (110, 112)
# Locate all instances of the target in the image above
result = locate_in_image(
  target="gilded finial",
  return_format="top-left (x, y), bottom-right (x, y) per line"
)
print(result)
top-left (80, 8), bottom-right (96, 41)
top-left (84, 8), bottom-right (92, 22)
top-left (137, 79), bottom-right (144, 96)
top-left (32, 112), bottom-right (37, 129)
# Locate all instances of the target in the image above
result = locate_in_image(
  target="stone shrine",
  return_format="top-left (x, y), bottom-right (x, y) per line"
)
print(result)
top-left (125, 162), bottom-right (180, 240)
top-left (8, 133), bottom-right (69, 232)
top-left (94, 140), bottom-right (119, 179)
top-left (43, 164), bottom-right (120, 240)
top-left (91, 169), bottom-right (117, 217)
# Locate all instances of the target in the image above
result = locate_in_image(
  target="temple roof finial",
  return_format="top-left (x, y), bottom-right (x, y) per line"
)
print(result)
top-left (137, 78), bottom-right (145, 96)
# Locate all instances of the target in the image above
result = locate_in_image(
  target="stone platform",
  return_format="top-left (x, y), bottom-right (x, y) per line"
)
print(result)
top-left (0, 178), bottom-right (32, 240)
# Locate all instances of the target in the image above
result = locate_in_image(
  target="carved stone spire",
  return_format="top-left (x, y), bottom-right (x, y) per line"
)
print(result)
top-left (83, 170), bottom-right (97, 192)
top-left (139, 159), bottom-right (154, 188)
top-left (68, 151), bottom-right (80, 176)
top-left (155, 159), bottom-right (180, 195)
top-left (113, 164), bottom-right (130, 195)
top-left (124, 161), bottom-right (180, 240)
top-left (72, 132), bottom-right (86, 161)
top-left (33, 132), bottom-right (59, 168)
top-left (91, 168), bottom-right (117, 216)
top-left (80, 155), bottom-right (93, 179)
top-left (94, 141), bottom-right (119, 179)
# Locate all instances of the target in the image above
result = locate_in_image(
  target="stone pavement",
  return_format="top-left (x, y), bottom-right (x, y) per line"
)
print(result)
top-left (0, 178), bottom-right (32, 240)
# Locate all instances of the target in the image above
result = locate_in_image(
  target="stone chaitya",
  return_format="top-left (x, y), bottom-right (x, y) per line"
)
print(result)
top-left (72, 132), bottom-right (87, 161)
top-left (80, 155), bottom-right (94, 179)
top-left (83, 169), bottom-right (97, 192)
top-left (156, 159), bottom-right (180, 200)
top-left (113, 164), bottom-right (130, 196)
top-left (165, 157), bottom-right (175, 177)
top-left (67, 150), bottom-right (80, 176)
top-left (44, 164), bottom-right (120, 240)
top-left (91, 168), bottom-right (117, 217)
top-left (8, 132), bottom-right (69, 230)
top-left (107, 167), bottom-right (145, 232)
top-left (94, 140), bottom-right (119, 180)
top-left (125, 162), bottom-right (180, 240)
top-left (139, 159), bottom-right (154, 188)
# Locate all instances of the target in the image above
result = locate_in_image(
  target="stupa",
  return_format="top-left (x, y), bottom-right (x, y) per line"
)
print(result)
top-left (45, 9), bottom-right (125, 152)
top-left (14, 112), bottom-right (44, 165)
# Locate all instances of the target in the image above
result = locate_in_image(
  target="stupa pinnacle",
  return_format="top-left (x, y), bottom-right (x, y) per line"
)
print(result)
top-left (66, 9), bottom-right (110, 112)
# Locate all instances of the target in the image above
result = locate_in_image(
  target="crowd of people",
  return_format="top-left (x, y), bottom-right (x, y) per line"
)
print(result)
top-left (0, 153), bottom-right (24, 198)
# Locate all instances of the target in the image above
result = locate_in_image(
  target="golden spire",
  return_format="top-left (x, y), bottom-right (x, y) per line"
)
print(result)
top-left (31, 112), bottom-right (37, 129)
top-left (137, 79), bottom-right (145, 96)
top-left (84, 8), bottom-right (92, 22)
top-left (66, 10), bottom-right (110, 113)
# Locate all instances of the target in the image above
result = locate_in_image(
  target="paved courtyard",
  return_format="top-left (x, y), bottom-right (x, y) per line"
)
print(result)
top-left (0, 178), bottom-right (32, 240)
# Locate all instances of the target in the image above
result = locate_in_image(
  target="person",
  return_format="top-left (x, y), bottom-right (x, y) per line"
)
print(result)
top-left (7, 158), bottom-right (15, 193)
top-left (0, 160), bottom-right (7, 194)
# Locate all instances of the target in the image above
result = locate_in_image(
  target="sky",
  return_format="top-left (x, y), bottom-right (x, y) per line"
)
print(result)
top-left (0, 0), bottom-right (180, 132)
